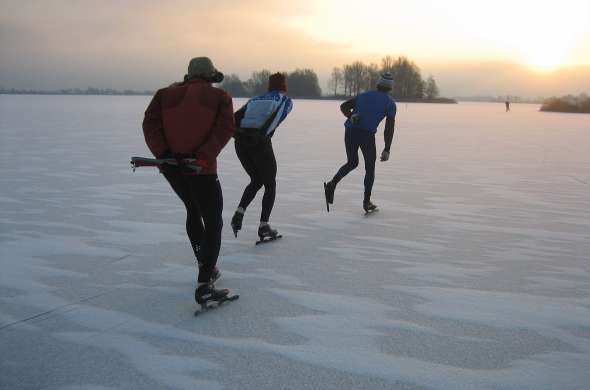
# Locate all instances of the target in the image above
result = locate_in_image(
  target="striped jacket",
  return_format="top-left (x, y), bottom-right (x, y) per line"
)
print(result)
top-left (234, 91), bottom-right (293, 137)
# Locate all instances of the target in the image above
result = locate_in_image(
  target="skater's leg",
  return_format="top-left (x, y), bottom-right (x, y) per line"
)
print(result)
top-left (189, 175), bottom-right (223, 284)
top-left (258, 140), bottom-right (277, 223)
top-left (332, 128), bottom-right (360, 185)
top-left (163, 167), bottom-right (205, 260)
top-left (360, 133), bottom-right (377, 201)
top-left (235, 140), bottom-right (263, 210)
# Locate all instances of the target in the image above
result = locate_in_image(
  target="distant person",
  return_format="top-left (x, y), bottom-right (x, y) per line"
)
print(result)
top-left (324, 73), bottom-right (397, 213)
top-left (505, 100), bottom-right (510, 112)
top-left (230, 73), bottom-right (293, 243)
top-left (142, 57), bottom-right (236, 306)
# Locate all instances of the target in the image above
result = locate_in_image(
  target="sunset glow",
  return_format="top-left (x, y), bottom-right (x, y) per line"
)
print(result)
top-left (292, 0), bottom-right (590, 71)
top-left (1, 0), bottom-right (589, 95)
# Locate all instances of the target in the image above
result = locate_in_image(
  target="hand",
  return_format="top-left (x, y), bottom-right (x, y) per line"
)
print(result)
top-left (159, 150), bottom-right (174, 159)
top-left (380, 150), bottom-right (390, 162)
top-left (182, 157), bottom-right (208, 174)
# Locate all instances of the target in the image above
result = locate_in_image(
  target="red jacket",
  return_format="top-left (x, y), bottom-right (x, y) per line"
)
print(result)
top-left (142, 79), bottom-right (235, 175)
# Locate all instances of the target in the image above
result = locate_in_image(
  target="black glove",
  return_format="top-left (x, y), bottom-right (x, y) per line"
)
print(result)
top-left (159, 150), bottom-right (174, 159)
top-left (172, 152), bottom-right (195, 161)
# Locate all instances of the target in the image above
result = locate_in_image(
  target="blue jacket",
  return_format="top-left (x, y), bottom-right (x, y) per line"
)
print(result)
top-left (344, 91), bottom-right (396, 133)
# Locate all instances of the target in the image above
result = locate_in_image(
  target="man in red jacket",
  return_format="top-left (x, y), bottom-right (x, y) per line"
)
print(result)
top-left (142, 57), bottom-right (235, 306)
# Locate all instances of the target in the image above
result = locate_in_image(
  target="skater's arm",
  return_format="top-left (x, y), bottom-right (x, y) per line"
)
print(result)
top-left (383, 117), bottom-right (395, 152)
top-left (142, 90), bottom-right (170, 158)
top-left (197, 92), bottom-right (236, 162)
top-left (266, 96), bottom-right (293, 136)
top-left (340, 98), bottom-right (355, 118)
top-left (380, 100), bottom-right (396, 161)
top-left (275, 97), bottom-right (293, 126)
top-left (380, 117), bottom-right (395, 162)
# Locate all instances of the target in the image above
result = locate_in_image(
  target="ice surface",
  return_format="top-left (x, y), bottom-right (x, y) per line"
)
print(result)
top-left (1, 95), bottom-right (589, 389)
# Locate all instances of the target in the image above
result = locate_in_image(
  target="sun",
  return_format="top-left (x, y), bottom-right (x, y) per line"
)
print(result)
top-left (518, 32), bottom-right (574, 73)
top-left (525, 51), bottom-right (567, 72)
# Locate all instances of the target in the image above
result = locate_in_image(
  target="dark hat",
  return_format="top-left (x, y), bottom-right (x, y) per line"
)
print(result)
top-left (268, 73), bottom-right (287, 92)
top-left (377, 73), bottom-right (394, 89)
top-left (187, 57), bottom-right (224, 83)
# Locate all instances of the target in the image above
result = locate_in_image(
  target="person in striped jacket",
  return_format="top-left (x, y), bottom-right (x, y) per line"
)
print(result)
top-left (231, 73), bottom-right (293, 241)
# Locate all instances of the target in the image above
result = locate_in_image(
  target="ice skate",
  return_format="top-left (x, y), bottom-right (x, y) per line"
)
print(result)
top-left (363, 199), bottom-right (378, 214)
top-left (194, 284), bottom-right (239, 315)
top-left (256, 224), bottom-right (282, 245)
top-left (230, 211), bottom-right (243, 237)
top-left (194, 283), bottom-right (238, 311)
top-left (210, 266), bottom-right (221, 283)
top-left (324, 181), bottom-right (335, 212)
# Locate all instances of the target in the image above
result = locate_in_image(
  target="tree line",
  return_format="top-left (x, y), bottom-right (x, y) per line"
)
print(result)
top-left (220, 56), bottom-right (440, 100)
top-left (328, 56), bottom-right (439, 99)
top-left (220, 69), bottom-right (322, 98)
top-left (2, 56), bottom-right (440, 100)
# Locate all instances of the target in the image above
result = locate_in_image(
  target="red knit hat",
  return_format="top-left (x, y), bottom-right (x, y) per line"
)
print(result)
top-left (268, 73), bottom-right (287, 92)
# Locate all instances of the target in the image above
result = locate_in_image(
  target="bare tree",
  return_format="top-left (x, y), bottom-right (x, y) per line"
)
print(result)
top-left (349, 61), bottom-right (367, 95)
top-left (328, 67), bottom-right (343, 96)
top-left (220, 74), bottom-right (248, 97)
top-left (245, 70), bottom-right (271, 96)
top-left (365, 63), bottom-right (380, 91)
top-left (424, 76), bottom-right (439, 99)
top-left (381, 56), bottom-right (396, 73)
top-left (383, 56), bottom-right (424, 98)
top-left (333, 56), bottom-right (437, 99)
top-left (343, 65), bottom-right (354, 96)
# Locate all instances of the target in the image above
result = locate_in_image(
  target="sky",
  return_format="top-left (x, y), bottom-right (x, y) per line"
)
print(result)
top-left (1, 0), bottom-right (590, 96)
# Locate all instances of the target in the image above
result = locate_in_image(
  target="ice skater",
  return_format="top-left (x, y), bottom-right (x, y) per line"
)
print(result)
top-left (324, 73), bottom-right (397, 213)
top-left (230, 73), bottom-right (293, 243)
top-left (505, 100), bottom-right (510, 112)
top-left (142, 57), bottom-right (237, 307)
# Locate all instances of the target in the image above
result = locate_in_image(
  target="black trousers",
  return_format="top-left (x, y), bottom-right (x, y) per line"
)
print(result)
top-left (235, 137), bottom-right (277, 222)
top-left (332, 127), bottom-right (376, 201)
top-left (163, 167), bottom-right (223, 283)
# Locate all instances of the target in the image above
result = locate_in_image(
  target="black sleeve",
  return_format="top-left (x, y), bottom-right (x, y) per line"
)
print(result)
top-left (340, 98), bottom-right (355, 118)
top-left (234, 104), bottom-right (248, 127)
top-left (383, 117), bottom-right (395, 151)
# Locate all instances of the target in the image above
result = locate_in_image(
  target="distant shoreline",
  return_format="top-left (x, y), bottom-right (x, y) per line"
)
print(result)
top-left (0, 89), bottom-right (153, 96)
top-left (1, 90), bottom-right (457, 103)
top-left (299, 96), bottom-right (457, 104)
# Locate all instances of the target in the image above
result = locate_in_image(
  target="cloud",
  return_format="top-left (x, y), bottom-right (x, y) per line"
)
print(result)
top-left (0, 0), bottom-right (347, 90)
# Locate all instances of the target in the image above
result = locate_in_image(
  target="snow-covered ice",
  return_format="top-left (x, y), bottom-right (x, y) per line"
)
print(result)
top-left (1, 95), bottom-right (589, 389)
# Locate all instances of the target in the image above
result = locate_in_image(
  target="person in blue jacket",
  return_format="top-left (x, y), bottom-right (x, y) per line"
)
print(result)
top-left (231, 73), bottom-right (293, 241)
top-left (324, 73), bottom-right (397, 213)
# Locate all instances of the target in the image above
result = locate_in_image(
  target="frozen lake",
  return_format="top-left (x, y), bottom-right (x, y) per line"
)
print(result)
top-left (1, 95), bottom-right (589, 389)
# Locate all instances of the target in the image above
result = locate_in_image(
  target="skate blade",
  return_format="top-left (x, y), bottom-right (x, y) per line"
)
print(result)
top-left (323, 182), bottom-right (330, 212)
top-left (255, 235), bottom-right (283, 245)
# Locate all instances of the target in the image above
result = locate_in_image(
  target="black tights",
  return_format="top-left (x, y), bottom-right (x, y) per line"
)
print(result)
top-left (235, 138), bottom-right (277, 222)
top-left (332, 128), bottom-right (376, 201)
top-left (163, 167), bottom-right (223, 283)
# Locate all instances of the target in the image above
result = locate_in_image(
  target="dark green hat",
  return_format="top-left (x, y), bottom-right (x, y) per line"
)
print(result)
top-left (187, 57), bottom-right (224, 83)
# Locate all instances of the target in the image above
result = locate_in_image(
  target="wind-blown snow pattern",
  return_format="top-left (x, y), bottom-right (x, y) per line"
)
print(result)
top-left (1, 95), bottom-right (589, 389)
